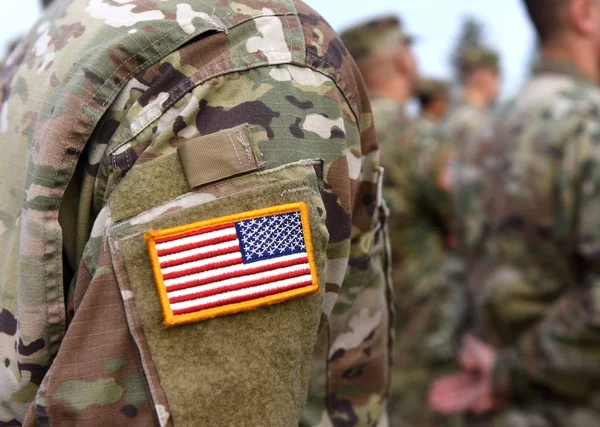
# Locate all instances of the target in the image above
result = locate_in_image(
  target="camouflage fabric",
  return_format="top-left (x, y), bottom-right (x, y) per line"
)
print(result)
top-left (371, 97), bottom-right (462, 427)
top-left (340, 16), bottom-right (413, 62)
top-left (414, 118), bottom-right (442, 145)
top-left (443, 103), bottom-right (490, 150)
top-left (0, 0), bottom-right (393, 425)
top-left (455, 60), bottom-right (600, 426)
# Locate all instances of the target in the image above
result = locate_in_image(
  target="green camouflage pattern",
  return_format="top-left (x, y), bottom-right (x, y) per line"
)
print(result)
top-left (371, 97), bottom-right (462, 427)
top-left (0, 0), bottom-right (392, 425)
top-left (454, 60), bottom-right (600, 426)
top-left (443, 103), bottom-right (490, 150)
top-left (414, 118), bottom-right (443, 145)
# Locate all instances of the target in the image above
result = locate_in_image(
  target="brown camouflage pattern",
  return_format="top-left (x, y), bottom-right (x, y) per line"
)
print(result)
top-left (0, 0), bottom-right (391, 425)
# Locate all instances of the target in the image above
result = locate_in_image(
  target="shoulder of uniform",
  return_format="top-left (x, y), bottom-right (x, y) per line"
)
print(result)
top-left (293, 0), bottom-right (367, 125)
top-left (514, 75), bottom-right (600, 125)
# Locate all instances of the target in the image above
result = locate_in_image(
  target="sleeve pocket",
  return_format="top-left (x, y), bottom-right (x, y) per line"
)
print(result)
top-left (106, 160), bottom-right (328, 427)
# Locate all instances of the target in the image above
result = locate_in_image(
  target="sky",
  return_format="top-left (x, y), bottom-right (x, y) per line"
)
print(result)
top-left (0, 0), bottom-right (536, 98)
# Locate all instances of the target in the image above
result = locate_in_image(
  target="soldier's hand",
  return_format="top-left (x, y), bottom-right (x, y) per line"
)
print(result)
top-left (460, 335), bottom-right (496, 374)
top-left (428, 335), bottom-right (502, 415)
top-left (428, 372), bottom-right (486, 414)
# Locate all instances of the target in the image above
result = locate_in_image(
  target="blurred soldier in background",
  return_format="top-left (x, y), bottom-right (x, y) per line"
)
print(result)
top-left (341, 16), bottom-right (418, 110)
top-left (342, 17), bottom-right (460, 427)
top-left (0, 0), bottom-right (391, 425)
top-left (444, 46), bottom-right (500, 145)
top-left (431, 0), bottom-right (600, 426)
top-left (416, 78), bottom-right (451, 141)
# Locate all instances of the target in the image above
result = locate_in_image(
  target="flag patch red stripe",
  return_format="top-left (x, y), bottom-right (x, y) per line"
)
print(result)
top-left (159, 245), bottom-right (241, 269)
top-left (154, 223), bottom-right (234, 244)
top-left (156, 234), bottom-right (238, 257)
top-left (171, 280), bottom-right (313, 315)
top-left (163, 255), bottom-right (309, 285)
top-left (168, 266), bottom-right (312, 304)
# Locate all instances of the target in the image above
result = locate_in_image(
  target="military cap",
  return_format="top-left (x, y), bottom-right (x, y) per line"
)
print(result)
top-left (417, 78), bottom-right (451, 100)
top-left (459, 46), bottom-right (500, 75)
top-left (340, 15), bottom-right (414, 61)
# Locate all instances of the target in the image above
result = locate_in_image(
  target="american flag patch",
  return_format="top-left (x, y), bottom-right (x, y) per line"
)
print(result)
top-left (145, 203), bottom-right (319, 326)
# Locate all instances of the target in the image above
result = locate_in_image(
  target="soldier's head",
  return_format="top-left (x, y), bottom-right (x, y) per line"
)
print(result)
top-left (459, 47), bottom-right (500, 107)
top-left (524, 0), bottom-right (600, 79)
top-left (524, 0), bottom-right (600, 44)
top-left (417, 79), bottom-right (451, 122)
top-left (341, 16), bottom-right (418, 104)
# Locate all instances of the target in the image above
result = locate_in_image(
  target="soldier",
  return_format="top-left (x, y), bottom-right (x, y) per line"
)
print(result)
top-left (0, 0), bottom-right (392, 425)
top-left (416, 78), bottom-right (451, 142)
top-left (342, 17), bottom-right (460, 427)
top-left (443, 46), bottom-right (500, 145)
top-left (431, 0), bottom-right (600, 426)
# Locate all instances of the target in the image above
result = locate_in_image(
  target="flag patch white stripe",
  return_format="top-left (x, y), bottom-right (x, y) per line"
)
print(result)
top-left (158, 240), bottom-right (240, 265)
top-left (163, 252), bottom-right (308, 287)
top-left (170, 274), bottom-right (314, 313)
top-left (167, 262), bottom-right (311, 299)
top-left (155, 227), bottom-right (237, 252)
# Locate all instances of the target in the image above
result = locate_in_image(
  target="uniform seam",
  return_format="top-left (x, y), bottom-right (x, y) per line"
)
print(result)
top-left (110, 49), bottom-right (303, 154)
top-left (305, 51), bottom-right (361, 129)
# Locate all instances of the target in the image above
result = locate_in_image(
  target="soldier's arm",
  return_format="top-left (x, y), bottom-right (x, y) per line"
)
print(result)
top-left (492, 119), bottom-right (600, 401)
top-left (24, 6), bottom-right (391, 426)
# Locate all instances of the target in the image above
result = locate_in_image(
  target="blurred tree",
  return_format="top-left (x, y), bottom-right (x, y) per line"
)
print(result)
top-left (450, 16), bottom-right (486, 78)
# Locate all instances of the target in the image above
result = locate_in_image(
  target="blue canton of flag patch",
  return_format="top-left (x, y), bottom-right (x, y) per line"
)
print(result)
top-left (235, 212), bottom-right (307, 264)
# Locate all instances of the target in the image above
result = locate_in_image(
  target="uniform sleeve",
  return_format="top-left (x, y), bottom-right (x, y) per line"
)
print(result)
top-left (492, 285), bottom-right (600, 399)
top-left (28, 53), bottom-right (388, 425)
top-left (492, 118), bottom-right (600, 400)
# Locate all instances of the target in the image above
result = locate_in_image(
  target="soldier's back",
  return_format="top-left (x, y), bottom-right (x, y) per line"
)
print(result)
top-left (457, 61), bottom-right (600, 426)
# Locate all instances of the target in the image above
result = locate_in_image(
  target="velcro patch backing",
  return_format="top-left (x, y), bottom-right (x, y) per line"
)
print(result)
top-left (145, 203), bottom-right (319, 327)
top-left (177, 124), bottom-right (263, 189)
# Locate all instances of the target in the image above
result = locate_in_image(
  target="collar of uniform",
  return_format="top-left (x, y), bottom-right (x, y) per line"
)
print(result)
top-left (533, 59), bottom-right (592, 84)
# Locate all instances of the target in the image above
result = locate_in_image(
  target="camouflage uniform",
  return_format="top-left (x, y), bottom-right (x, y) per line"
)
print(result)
top-left (412, 117), bottom-right (441, 154)
top-left (0, 1), bottom-right (393, 425)
top-left (443, 103), bottom-right (488, 146)
top-left (372, 97), bottom-right (463, 427)
top-left (443, 47), bottom-right (499, 146)
top-left (456, 60), bottom-right (600, 426)
top-left (342, 18), bottom-right (461, 427)
top-left (415, 78), bottom-right (451, 142)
